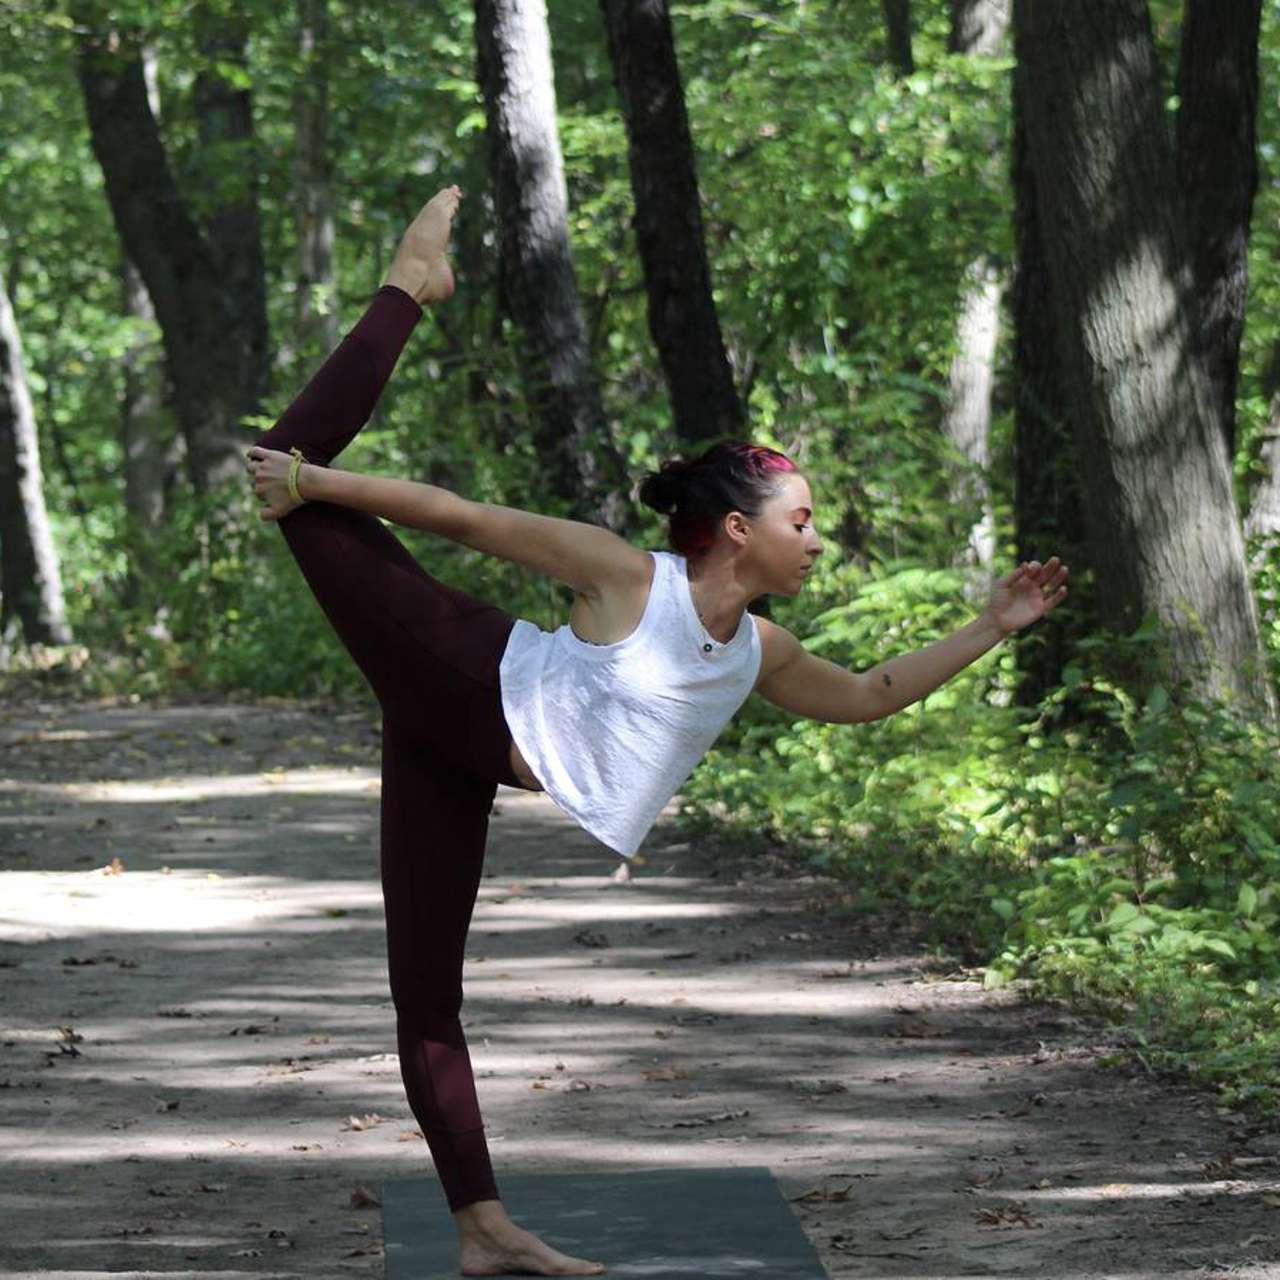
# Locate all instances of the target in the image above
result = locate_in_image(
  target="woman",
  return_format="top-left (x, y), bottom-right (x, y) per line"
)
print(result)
top-left (245, 186), bottom-right (1067, 1276)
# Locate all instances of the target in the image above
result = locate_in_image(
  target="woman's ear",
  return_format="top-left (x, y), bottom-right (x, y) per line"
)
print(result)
top-left (724, 510), bottom-right (752, 547)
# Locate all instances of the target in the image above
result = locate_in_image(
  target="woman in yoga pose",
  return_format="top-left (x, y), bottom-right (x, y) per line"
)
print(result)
top-left (245, 186), bottom-right (1067, 1276)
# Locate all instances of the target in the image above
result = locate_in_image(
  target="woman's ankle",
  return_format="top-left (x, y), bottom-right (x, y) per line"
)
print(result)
top-left (454, 1197), bottom-right (508, 1236)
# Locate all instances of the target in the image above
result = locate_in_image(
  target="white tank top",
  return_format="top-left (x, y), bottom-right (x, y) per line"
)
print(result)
top-left (498, 550), bottom-right (763, 857)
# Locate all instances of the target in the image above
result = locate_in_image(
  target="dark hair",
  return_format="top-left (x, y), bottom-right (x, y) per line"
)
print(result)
top-left (637, 440), bottom-right (799, 559)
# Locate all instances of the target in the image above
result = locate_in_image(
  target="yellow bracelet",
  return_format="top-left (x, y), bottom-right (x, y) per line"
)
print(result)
top-left (287, 447), bottom-right (307, 505)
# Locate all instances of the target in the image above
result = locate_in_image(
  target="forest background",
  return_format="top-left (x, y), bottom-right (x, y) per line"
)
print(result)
top-left (3, 0), bottom-right (1280, 1125)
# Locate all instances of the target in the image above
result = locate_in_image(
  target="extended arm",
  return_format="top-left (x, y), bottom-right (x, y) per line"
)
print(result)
top-left (294, 464), bottom-right (648, 597)
top-left (757, 559), bottom-right (1068, 724)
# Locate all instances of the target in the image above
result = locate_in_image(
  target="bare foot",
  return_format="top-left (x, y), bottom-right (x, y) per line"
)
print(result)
top-left (458, 1216), bottom-right (605, 1276)
top-left (245, 445), bottom-right (307, 522)
top-left (384, 185), bottom-right (463, 305)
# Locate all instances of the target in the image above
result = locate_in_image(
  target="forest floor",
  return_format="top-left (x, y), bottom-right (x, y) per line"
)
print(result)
top-left (2, 689), bottom-right (1279, 1280)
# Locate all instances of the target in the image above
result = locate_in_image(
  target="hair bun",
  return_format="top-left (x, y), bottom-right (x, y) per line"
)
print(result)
top-left (638, 460), bottom-right (687, 515)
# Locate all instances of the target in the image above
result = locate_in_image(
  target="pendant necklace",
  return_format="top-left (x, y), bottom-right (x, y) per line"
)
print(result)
top-left (690, 579), bottom-right (717, 653)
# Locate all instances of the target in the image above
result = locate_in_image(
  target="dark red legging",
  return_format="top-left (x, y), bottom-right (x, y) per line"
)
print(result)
top-left (254, 285), bottom-right (521, 1212)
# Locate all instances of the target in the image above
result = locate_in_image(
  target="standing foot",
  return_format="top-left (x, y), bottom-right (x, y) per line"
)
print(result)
top-left (456, 1201), bottom-right (605, 1276)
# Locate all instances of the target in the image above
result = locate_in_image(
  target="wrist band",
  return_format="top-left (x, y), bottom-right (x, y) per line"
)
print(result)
top-left (287, 447), bottom-right (306, 504)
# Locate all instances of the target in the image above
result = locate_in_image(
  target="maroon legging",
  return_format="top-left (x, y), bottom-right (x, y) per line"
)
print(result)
top-left (254, 285), bottom-right (522, 1212)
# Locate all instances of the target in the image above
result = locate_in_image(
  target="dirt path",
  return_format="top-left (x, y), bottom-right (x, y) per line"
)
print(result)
top-left (1, 693), bottom-right (1277, 1280)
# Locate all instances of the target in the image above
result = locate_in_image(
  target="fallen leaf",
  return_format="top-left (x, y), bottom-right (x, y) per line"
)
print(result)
top-left (350, 1184), bottom-right (381, 1208)
top-left (342, 1112), bottom-right (387, 1131)
top-left (642, 1067), bottom-right (691, 1083)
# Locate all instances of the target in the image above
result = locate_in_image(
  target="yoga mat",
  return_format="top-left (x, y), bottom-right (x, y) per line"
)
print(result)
top-left (383, 1166), bottom-right (830, 1278)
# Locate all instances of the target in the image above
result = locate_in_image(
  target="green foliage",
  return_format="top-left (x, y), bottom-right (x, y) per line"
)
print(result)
top-left (679, 601), bottom-right (1280, 1118)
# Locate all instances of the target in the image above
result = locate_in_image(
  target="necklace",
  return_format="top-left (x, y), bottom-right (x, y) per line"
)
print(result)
top-left (689, 578), bottom-right (723, 653)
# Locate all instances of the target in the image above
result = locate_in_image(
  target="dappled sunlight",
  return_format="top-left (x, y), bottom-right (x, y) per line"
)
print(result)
top-left (0, 765), bottom-right (381, 805)
top-left (0, 871), bottom-right (384, 941)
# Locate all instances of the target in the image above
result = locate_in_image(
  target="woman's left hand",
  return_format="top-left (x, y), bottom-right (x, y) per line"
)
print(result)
top-left (984, 556), bottom-right (1069, 636)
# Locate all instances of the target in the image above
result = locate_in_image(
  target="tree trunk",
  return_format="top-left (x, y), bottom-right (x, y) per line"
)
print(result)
top-left (941, 256), bottom-right (1000, 590)
top-left (1010, 51), bottom-right (1091, 714)
top-left (1175, 0), bottom-right (1261, 460)
top-left (1013, 0), bottom-right (1273, 719)
top-left (600, 0), bottom-right (743, 450)
top-left (73, 3), bottom-right (269, 497)
top-left (949, 0), bottom-right (1007, 56)
top-left (881, 0), bottom-right (914, 76)
top-left (294, 0), bottom-right (339, 356)
top-left (941, 0), bottom-right (1009, 599)
top-left (473, 0), bottom-right (627, 530)
top-left (0, 276), bottom-right (72, 647)
top-left (120, 257), bottom-right (182, 607)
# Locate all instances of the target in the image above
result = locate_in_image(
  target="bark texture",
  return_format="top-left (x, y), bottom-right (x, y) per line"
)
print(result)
top-left (474, 0), bottom-right (627, 529)
top-left (74, 4), bottom-right (269, 496)
top-left (1010, 52), bottom-right (1090, 713)
top-left (601, 0), bottom-right (743, 449)
top-left (1013, 0), bottom-right (1273, 718)
top-left (1175, 0), bottom-right (1261, 460)
top-left (0, 277), bottom-right (72, 646)
top-left (294, 0), bottom-right (339, 354)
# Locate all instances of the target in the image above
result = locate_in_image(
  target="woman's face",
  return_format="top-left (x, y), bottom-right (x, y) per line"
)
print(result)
top-left (746, 470), bottom-right (824, 595)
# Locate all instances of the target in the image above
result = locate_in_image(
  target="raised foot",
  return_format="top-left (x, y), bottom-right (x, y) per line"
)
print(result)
top-left (385, 184), bottom-right (463, 305)
top-left (459, 1220), bottom-right (606, 1276)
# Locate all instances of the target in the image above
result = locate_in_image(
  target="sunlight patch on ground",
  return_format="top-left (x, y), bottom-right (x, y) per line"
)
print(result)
top-left (0, 766), bottom-right (381, 804)
top-left (0, 871), bottom-right (385, 941)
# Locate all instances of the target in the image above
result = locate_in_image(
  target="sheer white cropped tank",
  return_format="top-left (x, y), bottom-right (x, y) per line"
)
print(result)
top-left (498, 549), bottom-right (763, 858)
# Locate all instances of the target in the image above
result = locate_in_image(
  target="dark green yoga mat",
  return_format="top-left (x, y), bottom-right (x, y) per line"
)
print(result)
top-left (383, 1166), bottom-right (830, 1278)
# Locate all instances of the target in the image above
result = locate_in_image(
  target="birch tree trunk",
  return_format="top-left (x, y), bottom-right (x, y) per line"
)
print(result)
top-left (474, 0), bottom-right (627, 529)
top-left (1013, 0), bottom-right (1274, 719)
top-left (0, 276), bottom-right (71, 647)
top-left (601, 0), bottom-right (743, 449)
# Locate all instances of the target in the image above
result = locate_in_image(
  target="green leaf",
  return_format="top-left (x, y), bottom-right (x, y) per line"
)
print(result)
top-left (1238, 884), bottom-right (1259, 919)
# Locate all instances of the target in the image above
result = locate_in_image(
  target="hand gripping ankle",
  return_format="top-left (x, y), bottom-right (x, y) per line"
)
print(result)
top-left (287, 448), bottom-right (308, 505)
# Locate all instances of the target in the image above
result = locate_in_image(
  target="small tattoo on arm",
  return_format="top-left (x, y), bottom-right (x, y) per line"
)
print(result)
top-left (882, 674), bottom-right (892, 686)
